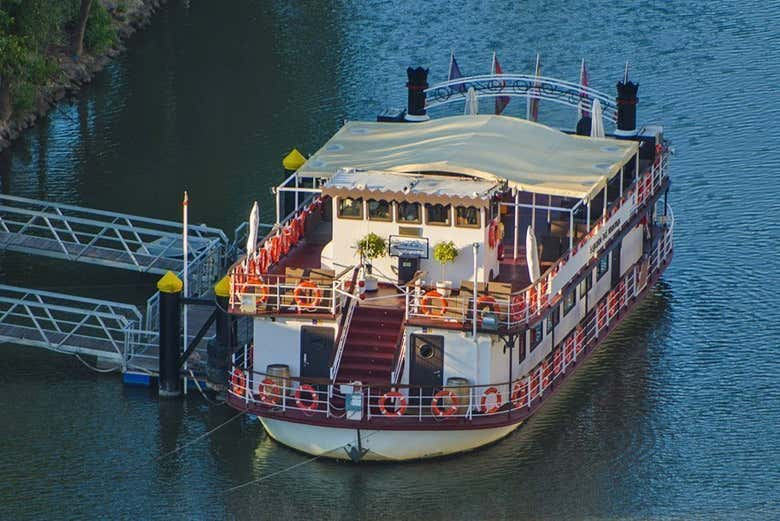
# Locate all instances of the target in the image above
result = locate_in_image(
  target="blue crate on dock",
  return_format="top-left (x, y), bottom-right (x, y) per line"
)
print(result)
top-left (123, 372), bottom-right (153, 387)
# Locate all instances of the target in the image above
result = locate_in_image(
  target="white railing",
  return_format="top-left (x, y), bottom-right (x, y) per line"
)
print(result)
top-left (329, 269), bottom-right (361, 384)
top-left (391, 331), bottom-right (407, 384)
top-left (424, 73), bottom-right (618, 121)
top-left (227, 207), bottom-right (673, 424)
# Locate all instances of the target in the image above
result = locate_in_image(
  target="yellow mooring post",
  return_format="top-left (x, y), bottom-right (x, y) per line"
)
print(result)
top-left (157, 271), bottom-right (183, 398)
top-left (281, 148), bottom-right (307, 221)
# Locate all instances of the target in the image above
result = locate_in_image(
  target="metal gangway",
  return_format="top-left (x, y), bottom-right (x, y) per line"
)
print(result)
top-left (0, 284), bottom-right (157, 372)
top-left (0, 194), bottom-right (228, 297)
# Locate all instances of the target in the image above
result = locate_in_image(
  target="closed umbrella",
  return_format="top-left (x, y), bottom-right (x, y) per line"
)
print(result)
top-left (525, 225), bottom-right (540, 282)
top-left (465, 87), bottom-right (479, 115)
top-left (590, 98), bottom-right (605, 138)
top-left (246, 201), bottom-right (259, 256)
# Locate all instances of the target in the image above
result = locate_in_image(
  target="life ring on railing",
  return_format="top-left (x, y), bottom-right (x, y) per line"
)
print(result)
top-left (488, 221), bottom-right (498, 249)
top-left (420, 290), bottom-right (447, 316)
top-left (510, 294), bottom-right (526, 322)
top-left (295, 384), bottom-right (319, 411)
top-left (231, 369), bottom-right (246, 397)
top-left (654, 143), bottom-right (663, 167)
top-left (511, 381), bottom-right (528, 406)
top-left (480, 386), bottom-right (503, 414)
top-left (379, 391), bottom-right (407, 416)
top-left (280, 229), bottom-right (291, 256)
top-left (259, 377), bottom-right (281, 405)
top-left (268, 235), bottom-right (281, 264)
top-left (255, 247), bottom-right (269, 274)
top-left (431, 390), bottom-right (459, 417)
top-left (294, 280), bottom-right (322, 311)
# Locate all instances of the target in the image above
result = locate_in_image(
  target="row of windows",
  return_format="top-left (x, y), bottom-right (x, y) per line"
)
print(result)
top-left (531, 254), bottom-right (613, 351)
top-left (337, 198), bottom-right (482, 227)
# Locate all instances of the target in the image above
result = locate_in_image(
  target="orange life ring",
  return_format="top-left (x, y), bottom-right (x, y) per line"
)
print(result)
top-left (510, 294), bottom-right (526, 322)
top-left (255, 248), bottom-right (269, 274)
top-left (294, 384), bottom-right (319, 411)
top-left (268, 235), bottom-right (281, 264)
top-left (431, 390), bottom-right (459, 417)
top-left (488, 221), bottom-right (497, 249)
top-left (231, 369), bottom-right (246, 397)
top-left (294, 280), bottom-right (322, 311)
top-left (480, 386), bottom-right (503, 414)
top-left (280, 229), bottom-right (292, 256)
top-left (420, 290), bottom-right (447, 316)
top-left (259, 377), bottom-right (281, 405)
top-left (379, 391), bottom-right (407, 416)
top-left (511, 381), bottom-right (528, 406)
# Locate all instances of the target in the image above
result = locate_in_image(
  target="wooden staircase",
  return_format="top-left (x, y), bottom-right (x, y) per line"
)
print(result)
top-left (335, 306), bottom-right (404, 384)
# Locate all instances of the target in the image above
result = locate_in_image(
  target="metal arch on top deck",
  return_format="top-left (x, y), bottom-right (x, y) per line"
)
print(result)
top-left (0, 194), bottom-right (228, 297)
top-left (424, 74), bottom-right (617, 121)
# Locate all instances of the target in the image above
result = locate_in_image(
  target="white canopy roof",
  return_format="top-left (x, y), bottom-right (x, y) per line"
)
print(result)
top-left (297, 115), bottom-right (638, 200)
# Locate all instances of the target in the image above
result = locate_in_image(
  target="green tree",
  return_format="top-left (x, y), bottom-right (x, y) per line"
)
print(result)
top-left (72, 0), bottom-right (92, 57)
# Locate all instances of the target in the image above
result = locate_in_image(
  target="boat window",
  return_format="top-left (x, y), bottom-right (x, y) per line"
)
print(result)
top-left (425, 203), bottom-right (451, 226)
top-left (530, 322), bottom-right (543, 350)
top-left (397, 202), bottom-right (421, 224)
top-left (564, 289), bottom-right (576, 315)
top-left (546, 306), bottom-right (560, 334)
top-left (597, 254), bottom-right (610, 279)
top-left (455, 206), bottom-right (480, 228)
top-left (367, 199), bottom-right (392, 221)
top-left (337, 197), bottom-right (363, 220)
top-left (579, 270), bottom-right (593, 298)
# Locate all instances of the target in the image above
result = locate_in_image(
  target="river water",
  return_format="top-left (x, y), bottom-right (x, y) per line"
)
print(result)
top-left (1, 1), bottom-right (779, 519)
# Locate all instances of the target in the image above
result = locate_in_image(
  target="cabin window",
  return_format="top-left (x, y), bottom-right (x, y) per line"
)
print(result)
top-left (530, 322), bottom-right (543, 350)
top-left (425, 203), bottom-right (451, 226)
top-left (597, 255), bottom-right (610, 279)
top-left (397, 202), bottom-right (421, 224)
top-left (367, 199), bottom-right (392, 221)
top-left (455, 206), bottom-right (480, 228)
top-left (338, 197), bottom-right (363, 219)
top-left (579, 270), bottom-right (593, 298)
top-left (564, 290), bottom-right (576, 315)
top-left (546, 306), bottom-right (560, 334)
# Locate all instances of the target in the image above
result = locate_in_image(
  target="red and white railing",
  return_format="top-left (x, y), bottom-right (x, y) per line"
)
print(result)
top-left (227, 208), bottom-right (672, 424)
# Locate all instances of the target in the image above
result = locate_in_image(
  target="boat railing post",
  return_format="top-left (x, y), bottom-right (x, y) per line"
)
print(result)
top-left (404, 287), bottom-right (410, 321)
top-left (418, 387), bottom-right (423, 421)
top-left (243, 344), bottom-right (249, 405)
top-left (367, 386), bottom-right (372, 420)
top-left (326, 384), bottom-right (331, 418)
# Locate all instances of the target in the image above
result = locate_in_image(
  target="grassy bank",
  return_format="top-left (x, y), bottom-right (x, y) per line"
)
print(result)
top-left (0, 0), bottom-right (166, 151)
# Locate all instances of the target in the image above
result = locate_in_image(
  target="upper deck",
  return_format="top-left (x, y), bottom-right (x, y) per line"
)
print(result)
top-left (227, 114), bottom-right (669, 334)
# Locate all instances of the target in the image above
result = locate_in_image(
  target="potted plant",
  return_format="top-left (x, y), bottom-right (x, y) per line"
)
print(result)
top-left (433, 240), bottom-right (459, 296)
top-left (356, 232), bottom-right (387, 292)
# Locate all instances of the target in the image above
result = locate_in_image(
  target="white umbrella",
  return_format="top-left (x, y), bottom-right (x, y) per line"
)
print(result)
top-left (590, 98), bottom-right (605, 138)
top-left (246, 201), bottom-right (259, 256)
top-left (525, 225), bottom-right (540, 282)
top-left (464, 86), bottom-right (479, 115)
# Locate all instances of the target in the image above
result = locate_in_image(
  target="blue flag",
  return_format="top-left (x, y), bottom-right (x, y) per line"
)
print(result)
top-left (448, 51), bottom-right (466, 93)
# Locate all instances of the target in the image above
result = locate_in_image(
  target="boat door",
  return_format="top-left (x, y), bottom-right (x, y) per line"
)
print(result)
top-left (611, 243), bottom-right (622, 289)
top-left (300, 326), bottom-right (334, 379)
top-left (409, 334), bottom-right (444, 404)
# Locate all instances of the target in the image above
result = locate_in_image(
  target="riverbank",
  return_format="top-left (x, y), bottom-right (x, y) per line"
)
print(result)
top-left (0, 0), bottom-right (167, 153)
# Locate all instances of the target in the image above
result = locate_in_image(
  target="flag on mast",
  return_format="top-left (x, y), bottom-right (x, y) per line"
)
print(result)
top-left (527, 53), bottom-right (541, 122)
top-left (577, 59), bottom-right (590, 120)
top-left (492, 51), bottom-right (510, 115)
top-left (448, 50), bottom-right (466, 93)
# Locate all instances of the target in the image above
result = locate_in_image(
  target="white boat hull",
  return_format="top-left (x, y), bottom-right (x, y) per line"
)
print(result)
top-left (260, 417), bottom-right (521, 461)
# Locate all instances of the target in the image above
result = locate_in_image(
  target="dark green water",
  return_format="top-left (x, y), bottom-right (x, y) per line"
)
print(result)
top-left (1, 1), bottom-right (779, 519)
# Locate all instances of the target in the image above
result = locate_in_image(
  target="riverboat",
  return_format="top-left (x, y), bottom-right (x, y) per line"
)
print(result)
top-left (225, 65), bottom-right (673, 461)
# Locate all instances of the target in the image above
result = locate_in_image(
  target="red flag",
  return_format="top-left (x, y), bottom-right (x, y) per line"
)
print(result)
top-left (492, 52), bottom-right (510, 115)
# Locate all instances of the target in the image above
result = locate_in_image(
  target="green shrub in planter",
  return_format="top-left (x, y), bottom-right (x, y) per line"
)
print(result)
top-left (433, 240), bottom-right (459, 280)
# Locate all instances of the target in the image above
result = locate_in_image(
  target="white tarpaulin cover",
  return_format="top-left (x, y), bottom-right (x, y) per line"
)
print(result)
top-left (526, 225), bottom-right (541, 282)
top-left (296, 115), bottom-right (638, 200)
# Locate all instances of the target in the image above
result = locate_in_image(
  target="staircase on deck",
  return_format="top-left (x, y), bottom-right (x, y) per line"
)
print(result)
top-left (335, 306), bottom-right (404, 384)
